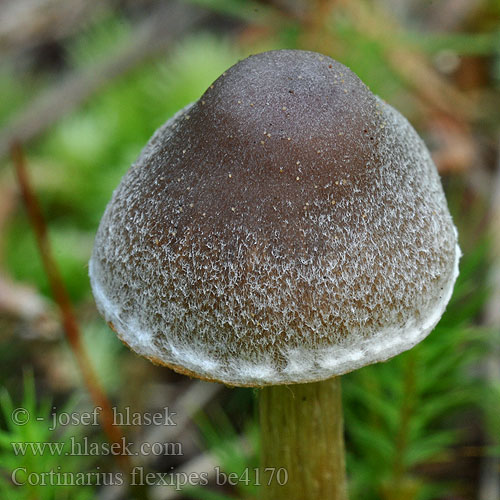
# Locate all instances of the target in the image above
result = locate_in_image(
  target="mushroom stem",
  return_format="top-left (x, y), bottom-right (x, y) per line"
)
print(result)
top-left (260, 377), bottom-right (348, 500)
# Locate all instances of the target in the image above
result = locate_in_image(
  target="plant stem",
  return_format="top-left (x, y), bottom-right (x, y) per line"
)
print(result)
top-left (260, 377), bottom-right (348, 500)
top-left (11, 143), bottom-right (151, 500)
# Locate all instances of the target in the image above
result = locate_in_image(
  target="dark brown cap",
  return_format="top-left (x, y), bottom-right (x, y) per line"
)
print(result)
top-left (89, 50), bottom-right (460, 386)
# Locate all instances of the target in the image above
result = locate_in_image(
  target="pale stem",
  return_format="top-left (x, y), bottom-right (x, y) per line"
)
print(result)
top-left (260, 377), bottom-right (348, 500)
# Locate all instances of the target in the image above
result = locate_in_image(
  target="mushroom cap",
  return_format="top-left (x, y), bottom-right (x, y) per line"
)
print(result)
top-left (89, 50), bottom-right (460, 387)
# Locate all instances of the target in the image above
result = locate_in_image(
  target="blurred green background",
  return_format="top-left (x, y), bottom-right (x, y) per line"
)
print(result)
top-left (1, 1), bottom-right (500, 499)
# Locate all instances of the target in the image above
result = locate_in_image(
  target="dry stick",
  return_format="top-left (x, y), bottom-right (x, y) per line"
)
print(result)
top-left (98, 381), bottom-right (223, 500)
top-left (10, 142), bottom-right (129, 468)
top-left (12, 143), bottom-right (153, 499)
top-left (0, 0), bottom-right (105, 58)
top-left (279, 0), bottom-right (475, 124)
top-left (260, 378), bottom-right (347, 500)
top-left (337, 0), bottom-right (477, 124)
top-left (0, 2), bottom-right (208, 160)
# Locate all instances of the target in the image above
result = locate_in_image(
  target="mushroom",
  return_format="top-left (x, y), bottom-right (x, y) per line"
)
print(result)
top-left (89, 50), bottom-right (460, 499)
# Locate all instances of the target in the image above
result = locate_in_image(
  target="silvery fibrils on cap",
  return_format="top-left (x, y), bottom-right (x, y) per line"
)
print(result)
top-left (89, 50), bottom-right (460, 387)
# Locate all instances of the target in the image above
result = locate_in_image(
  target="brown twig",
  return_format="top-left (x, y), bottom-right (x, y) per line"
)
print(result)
top-left (0, 2), bottom-right (208, 160)
top-left (336, 0), bottom-right (477, 124)
top-left (10, 142), bottom-right (129, 470)
top-left (0, 0), bottom-right (105, 59)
